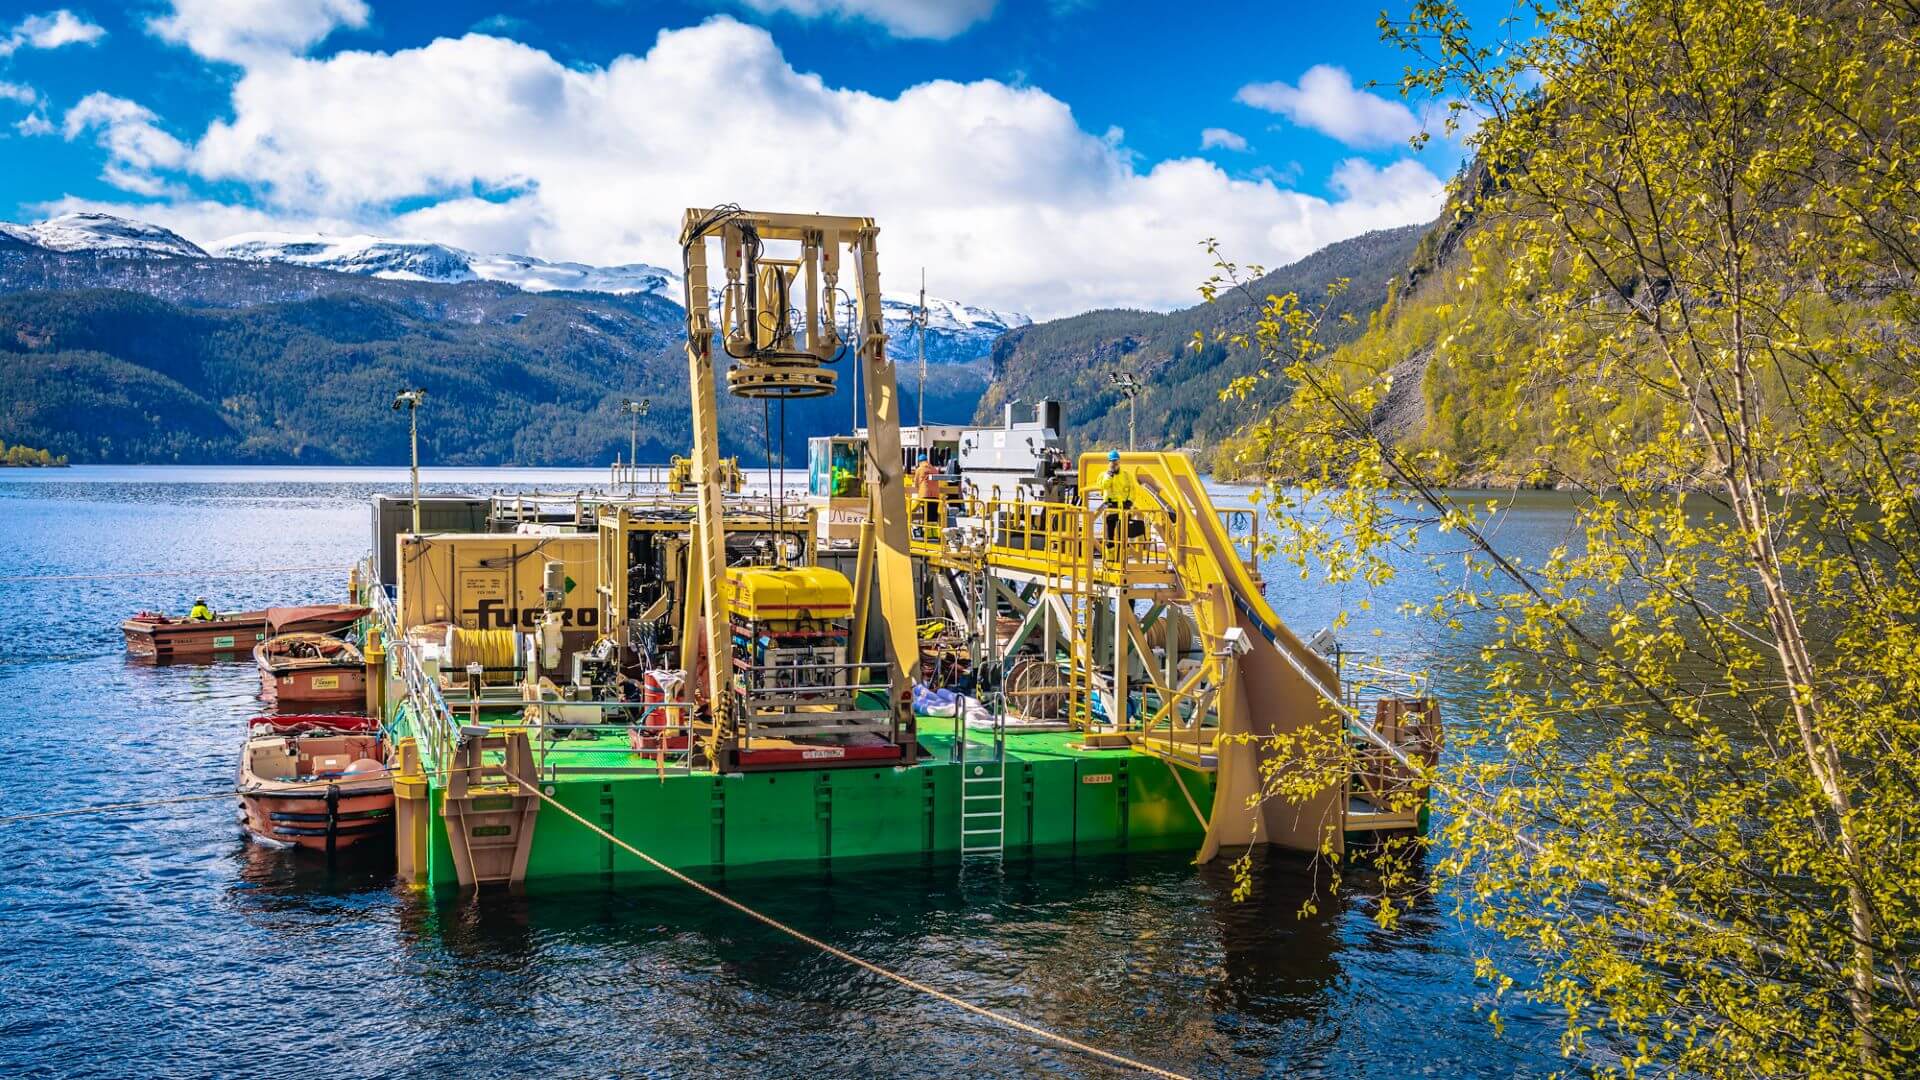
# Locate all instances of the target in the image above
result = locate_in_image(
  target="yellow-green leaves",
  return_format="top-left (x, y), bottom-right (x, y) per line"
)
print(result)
top-left (1205, 0), bottom-right (1920, 1074)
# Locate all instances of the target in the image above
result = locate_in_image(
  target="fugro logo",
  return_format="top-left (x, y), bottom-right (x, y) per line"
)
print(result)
top-left (465, 600), bottom-right (599, 629)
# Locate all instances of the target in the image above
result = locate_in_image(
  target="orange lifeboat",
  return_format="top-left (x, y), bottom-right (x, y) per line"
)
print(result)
top-left (255, 632), bottom-right (367, 706)
top-left (235, 715), bottom-right (393, 853)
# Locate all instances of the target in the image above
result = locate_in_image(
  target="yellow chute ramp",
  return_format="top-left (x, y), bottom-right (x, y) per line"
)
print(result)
top-left (1079, 451), bottom-right (1347, 861)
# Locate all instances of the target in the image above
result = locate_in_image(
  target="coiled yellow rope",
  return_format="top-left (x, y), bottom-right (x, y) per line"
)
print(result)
top-left (447, 628), bottom-right (518, 685)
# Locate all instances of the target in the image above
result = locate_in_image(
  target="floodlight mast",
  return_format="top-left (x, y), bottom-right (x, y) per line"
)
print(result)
top-left (916, 269), bottom-right (927, 428)
top-left (619, 397), bottom-right (650, 492)
top-left (391, 388), bottom-right (427, 532)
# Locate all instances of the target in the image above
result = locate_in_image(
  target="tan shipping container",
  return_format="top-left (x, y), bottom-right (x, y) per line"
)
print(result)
top-left (397, 534), bottom-right (601, 635)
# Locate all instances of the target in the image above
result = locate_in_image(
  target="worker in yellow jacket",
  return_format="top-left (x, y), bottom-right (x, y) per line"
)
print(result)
top-left (1095, 450), bottom-right (1142, 559)
top-left (188, 597), bottom-right (214, 622)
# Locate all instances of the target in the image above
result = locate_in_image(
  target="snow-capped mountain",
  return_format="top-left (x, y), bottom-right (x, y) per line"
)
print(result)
top-left (0, 212), bottom-right (1028, 363)
top-left (211, 232), bottom-right (678, 299)
top-left (0, 212), bottom-right (207, 259)
top-left (211, 228), bottom-right (1028, 362)
top-left (878, 295), bottom-right (1030, 365)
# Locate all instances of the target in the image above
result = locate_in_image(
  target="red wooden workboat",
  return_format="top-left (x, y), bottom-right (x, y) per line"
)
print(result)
top-left (236, 715), bottom-right (392, 852)
top-left (123, 604), bottom-right (366, 663)
top-left (255, 632), bottom-right (367, 705)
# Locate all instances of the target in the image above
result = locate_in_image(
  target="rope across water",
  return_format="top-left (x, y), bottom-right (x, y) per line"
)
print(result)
top-left (0, 564), bottom-right (349, 584)
top-left (505, 770), bottom-right (1195, 1080)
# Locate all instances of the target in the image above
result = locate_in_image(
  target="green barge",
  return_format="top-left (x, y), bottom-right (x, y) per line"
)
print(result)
top-left (345, 206), bottom-right (1437, 890)
top-left (353, 462), bottom-right (1432, 891)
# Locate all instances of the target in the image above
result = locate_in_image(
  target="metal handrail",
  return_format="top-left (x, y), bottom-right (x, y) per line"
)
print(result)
top-left (523, 709), bottom-right (700, 779)
top-left (909, 494), bottom-right (1179, 576)
top-left (362, 556), bottom-right (462, 783)
top-left (740, 682), bottom-right (891, 697)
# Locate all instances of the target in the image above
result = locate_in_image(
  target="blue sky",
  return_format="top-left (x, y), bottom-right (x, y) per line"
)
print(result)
top-left (0, 1), bottom-right (1498, 315)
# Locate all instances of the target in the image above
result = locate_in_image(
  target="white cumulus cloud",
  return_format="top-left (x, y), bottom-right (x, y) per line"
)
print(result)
top-left (730, 0), bottom-right (995, 39)
top-left (1237, 64), bottom-right (1419, 149)
top-left (1328, 158), bottom-right (1448, 217)
top-left (63, 92), bottom-right (191, 195)
top-left (0, 9), bottom-right (105, 56)
top-left (52, 18), bottom-right (1445, 317)
top-left (0, 80), bottom-right (36, 104)
top-left (148, 0), bottom-right (369, 64)
top-left (1200, 127), bottom-right (1247, 152)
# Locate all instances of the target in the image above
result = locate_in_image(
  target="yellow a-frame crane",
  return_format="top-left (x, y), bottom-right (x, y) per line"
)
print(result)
top-left (677, 207), bottom-right (919, 767)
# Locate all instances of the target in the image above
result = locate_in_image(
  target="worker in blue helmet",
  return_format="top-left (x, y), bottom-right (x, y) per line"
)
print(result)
top-left (911, 451), bottom-right (941, 538)
top-left (1095, 451), bottom-right (1140, 559)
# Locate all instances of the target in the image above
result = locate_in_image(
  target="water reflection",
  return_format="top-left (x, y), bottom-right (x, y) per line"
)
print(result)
top-left (345, 852), bottom-right (1371, 1077)
top-left (229, 832), bottom-right (396, 896)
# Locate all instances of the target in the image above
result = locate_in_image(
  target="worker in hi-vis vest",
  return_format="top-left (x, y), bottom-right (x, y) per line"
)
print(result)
top-left (1095, 450), bottom-right (1142, 558)
top-left (911, 453), bottom-right (941, 536)
top-left (188, 597), bottom-right (214, 622)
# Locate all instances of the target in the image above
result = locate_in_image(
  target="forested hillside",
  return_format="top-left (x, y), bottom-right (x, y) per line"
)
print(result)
top-left (1210, 158), bottom-right (1758, 486)
top-left (0, 285), bottom-right (986, 465)
top-left (0, 213), bottom-right (1441, 467)
top-left (978, 225), bottom-right (1426, 458)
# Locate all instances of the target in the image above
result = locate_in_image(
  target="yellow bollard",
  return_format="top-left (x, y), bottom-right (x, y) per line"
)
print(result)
top-left (391, 737), bottom-right (430, 887)
top-left (362, 623), bottom-right (386, 719)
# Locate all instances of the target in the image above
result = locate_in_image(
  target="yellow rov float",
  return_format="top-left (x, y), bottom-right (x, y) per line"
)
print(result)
top-left (361, 206), bottom-right (1439, 888)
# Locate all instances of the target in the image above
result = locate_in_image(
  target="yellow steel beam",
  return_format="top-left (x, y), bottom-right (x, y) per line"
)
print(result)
top-left (680, 206), bottom-right (919, 753)
top-left (852, 225), bottom-right (920, 728)
top-left (680, 214), bottom-right (737, 756)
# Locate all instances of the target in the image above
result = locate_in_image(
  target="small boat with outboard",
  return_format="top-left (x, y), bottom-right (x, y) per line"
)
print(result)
top-left (235, 714), bottom-right (393, 852)
top-left (255, 631), bottom-right (366, 705)
top-left (123, 604), bottom-right (366, 663)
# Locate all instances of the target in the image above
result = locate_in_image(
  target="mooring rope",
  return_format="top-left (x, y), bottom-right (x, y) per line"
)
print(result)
top-left (504, 770), bottom-right (1193, 1080)
top-left (0, 791), bottom-right (242, 824)
top-left (0, 564), bottom-right (348, 584)
top-left (0, 769), bottom-right (399, 826)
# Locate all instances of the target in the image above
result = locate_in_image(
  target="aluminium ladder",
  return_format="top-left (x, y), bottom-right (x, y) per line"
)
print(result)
top-left (959, 550), bottom-right (1008, 859)
top-left (960, 755), bottom-right (1005, 857)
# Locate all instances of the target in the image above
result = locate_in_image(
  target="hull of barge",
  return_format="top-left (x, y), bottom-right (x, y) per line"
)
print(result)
top-left (388, 704), bottom-right (1216, 888)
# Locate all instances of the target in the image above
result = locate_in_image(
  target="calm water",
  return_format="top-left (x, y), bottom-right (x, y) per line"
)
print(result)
top-left (0, 466), bottom-right (1581, 1078)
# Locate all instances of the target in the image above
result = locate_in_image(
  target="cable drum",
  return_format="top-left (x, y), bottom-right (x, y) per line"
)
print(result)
top-left (1004, 657), bottom-right (1070, 720)
top-left (447, 627), bottom-right (519, 686)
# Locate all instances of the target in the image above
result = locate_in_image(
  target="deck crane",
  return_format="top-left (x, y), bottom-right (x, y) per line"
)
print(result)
top-left (676, 207), bottom-right (920, 770)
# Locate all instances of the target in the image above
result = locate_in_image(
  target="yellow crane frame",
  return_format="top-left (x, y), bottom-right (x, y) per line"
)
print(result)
top-left (678, 208), bottom-right (919, 759)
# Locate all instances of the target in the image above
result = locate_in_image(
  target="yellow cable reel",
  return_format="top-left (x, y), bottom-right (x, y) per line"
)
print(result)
top-left (447, 627), bottom-right (519, 686)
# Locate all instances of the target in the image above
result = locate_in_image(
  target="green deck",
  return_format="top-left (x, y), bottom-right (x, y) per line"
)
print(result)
top-left (398, 706), bottom-right (1218, 888)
